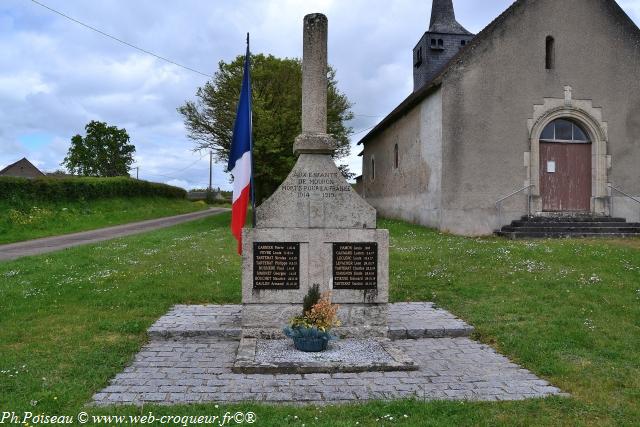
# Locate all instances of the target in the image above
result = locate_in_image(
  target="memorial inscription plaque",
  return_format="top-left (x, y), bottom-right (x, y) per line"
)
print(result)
top-left (281, 171), bottom-right (353, 199)
top-left (253, 242), bottom-right (300, 289)
top-left (332, 242), bottom-right (377, 289)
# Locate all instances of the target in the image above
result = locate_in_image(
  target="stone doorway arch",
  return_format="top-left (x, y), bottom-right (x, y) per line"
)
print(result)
top-left (527, 89), bottom-right (610, 215)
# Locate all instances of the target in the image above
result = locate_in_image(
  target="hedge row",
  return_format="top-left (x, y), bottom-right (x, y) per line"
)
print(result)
top-left (0, 176), bottom-right (186, 203)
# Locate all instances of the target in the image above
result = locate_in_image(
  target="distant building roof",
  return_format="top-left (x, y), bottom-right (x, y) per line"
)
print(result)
top-left (0, 157), bottom-right (45, 178)
top-left (359, 0), bottom-right (640, 146)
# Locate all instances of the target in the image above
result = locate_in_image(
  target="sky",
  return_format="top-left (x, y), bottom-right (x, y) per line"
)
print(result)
top-left (1, 0), bottom-right (639, 190)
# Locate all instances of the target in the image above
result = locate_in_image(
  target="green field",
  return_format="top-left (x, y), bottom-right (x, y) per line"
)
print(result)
top-left (0, 197), bottom-right (208, 244)
top-left (0, 212), bottom-right (638, 426)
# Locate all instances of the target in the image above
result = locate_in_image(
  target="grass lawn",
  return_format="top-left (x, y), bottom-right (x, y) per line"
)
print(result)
top-left (0, 197), bottom-right (209, 244)
top-left (0, 213), bottom-right (638, 426)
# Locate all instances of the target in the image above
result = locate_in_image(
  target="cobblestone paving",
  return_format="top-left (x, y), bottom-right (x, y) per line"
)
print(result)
top-left (388, 303), bottom-right (474, 339)
top-left (148, 305), bottom-right (241, 338)
top-left (93, 304), bottom-right (565, 406)
top-left (148, 302), bottom-right (473, 339)
top-left (93, 337), bottom-right (562, 405)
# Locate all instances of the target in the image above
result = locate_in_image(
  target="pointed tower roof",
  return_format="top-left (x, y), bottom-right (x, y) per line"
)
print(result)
top-left (429, 0), bottom-right (472, 34)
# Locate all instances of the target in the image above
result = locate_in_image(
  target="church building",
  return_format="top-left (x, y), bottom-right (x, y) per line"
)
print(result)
top-left (357, 0), bottom-right (640, 236)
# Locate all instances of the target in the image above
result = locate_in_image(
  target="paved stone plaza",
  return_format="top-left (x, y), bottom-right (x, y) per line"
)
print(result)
top-left (93, 303), bottom-right (564, 406)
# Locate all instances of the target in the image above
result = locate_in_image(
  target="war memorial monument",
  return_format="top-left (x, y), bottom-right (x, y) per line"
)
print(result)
top-left (241, 13), bottom-right (389, 339)
top-left (93, 12), bottom-right (564, 406)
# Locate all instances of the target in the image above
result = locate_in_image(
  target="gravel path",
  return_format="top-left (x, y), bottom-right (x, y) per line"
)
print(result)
top-left (255, 339), bottom-right (394, 364)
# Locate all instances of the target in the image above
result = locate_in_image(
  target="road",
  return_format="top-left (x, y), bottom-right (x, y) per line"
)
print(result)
top-left (0, 207), bottom-right (229, 262)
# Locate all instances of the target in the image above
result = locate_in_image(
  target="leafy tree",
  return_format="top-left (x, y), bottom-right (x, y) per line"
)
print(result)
top-left (178, 54), bottom-right (354, 202)
top-left (62, 121), bottom-right (136, 177)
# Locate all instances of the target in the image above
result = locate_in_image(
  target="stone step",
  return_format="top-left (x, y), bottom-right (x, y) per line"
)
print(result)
top-left (510, 221), bottom-right (639, 228)
top-left (520, 216), bottom-right (627, 223)
top-left (501, 226), bottom-right (640, 233)
top-left (147, 303), bottom-right (475, 340)
top-left (387, 302), bottom-right (474, 340)
top-left (147, 304), bottom-right (242, 339)
top-left (496, 231), bottom-right (640, 239)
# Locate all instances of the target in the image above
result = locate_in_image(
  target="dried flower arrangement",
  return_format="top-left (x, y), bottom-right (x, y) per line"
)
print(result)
top-left (283, 284), bottom-right (341, 352)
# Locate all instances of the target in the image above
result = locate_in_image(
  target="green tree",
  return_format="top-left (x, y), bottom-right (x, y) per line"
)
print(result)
top-left (62, 121), bottom-right (136, 177)
top-left (178, 54), bottom-right (353, 202)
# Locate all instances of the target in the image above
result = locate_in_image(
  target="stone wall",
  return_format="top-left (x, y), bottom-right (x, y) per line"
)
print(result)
top-left (363, 88), bottom-right (443, 229)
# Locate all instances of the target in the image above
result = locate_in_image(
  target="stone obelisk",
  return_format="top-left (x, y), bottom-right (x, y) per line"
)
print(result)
top-left (241, 13), bottom-right (389, 338)
top-left (294, 14), bottom-right (335, 156)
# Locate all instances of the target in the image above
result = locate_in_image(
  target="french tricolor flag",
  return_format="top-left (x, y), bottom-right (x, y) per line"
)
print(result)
top-left (228, 36), bottom-right (254, 254)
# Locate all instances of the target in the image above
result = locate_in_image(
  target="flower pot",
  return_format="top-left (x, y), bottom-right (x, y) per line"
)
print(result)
top-left (293, 337), bottom-right (328, 352)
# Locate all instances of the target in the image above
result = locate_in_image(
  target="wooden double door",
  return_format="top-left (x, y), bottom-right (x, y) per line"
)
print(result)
top-left (539, 142), bottom-right (592, 212)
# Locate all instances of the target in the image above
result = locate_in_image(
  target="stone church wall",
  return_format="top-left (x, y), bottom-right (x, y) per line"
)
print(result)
top-left (363, 89), bottom-right (443, 229)
top-left (439, 0), bottom-right (640, 234)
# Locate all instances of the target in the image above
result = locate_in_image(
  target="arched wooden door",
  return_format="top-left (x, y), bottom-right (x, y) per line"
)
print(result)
top-left (539, 119), bottom-right (592, 212)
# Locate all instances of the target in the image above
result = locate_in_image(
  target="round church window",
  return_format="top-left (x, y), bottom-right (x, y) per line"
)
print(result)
top-left (540, 119), bottom-right (590, 143)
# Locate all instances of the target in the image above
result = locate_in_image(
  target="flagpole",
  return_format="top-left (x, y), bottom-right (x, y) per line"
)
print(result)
top-left (247, 32), bottom-right (257, 228)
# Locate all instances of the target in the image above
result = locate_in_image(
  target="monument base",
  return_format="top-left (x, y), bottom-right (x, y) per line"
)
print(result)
top-left (241, 227), bottom-right (389, 338)
top-left (241, 303), bottom-right (388, 338)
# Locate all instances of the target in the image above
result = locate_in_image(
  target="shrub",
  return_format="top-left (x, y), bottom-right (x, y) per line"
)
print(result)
top-left (305, 293), bottom-right (341, 331)
top-left (287, 289), bottom-right (341, 333)
top-left (0, 177), bottom-right (186, 204)
top-left (302, 284), bottom-right (321, 315)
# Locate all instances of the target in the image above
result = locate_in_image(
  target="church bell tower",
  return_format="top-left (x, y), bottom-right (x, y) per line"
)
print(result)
top-left (413, 0), bottom-right (474, 91)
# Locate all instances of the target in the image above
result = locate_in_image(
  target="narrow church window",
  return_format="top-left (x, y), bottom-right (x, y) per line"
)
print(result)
top-left (394, 144), bottom-right (399, 169)
top-left (461, 40), bottom-right (466, 46)
top-left (545, 36), bottom-right (555, 69)
top-left (431, 38), bottom-right (436, 47)
top-left (438, 39), bottom-right (444, 47)
top-left (415, 47), bottom-right (423, 67)
top-left (371, 157), bottom-right (375, 181)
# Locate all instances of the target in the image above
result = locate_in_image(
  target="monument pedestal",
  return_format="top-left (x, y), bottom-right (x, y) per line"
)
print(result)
top-left (242, 227), bottom-right (389, 338)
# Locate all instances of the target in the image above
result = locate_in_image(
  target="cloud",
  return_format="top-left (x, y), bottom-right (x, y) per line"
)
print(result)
top-left (165, 179), bottom-right (192, 190)
top-left (0, 0), bottom-right (637, 187)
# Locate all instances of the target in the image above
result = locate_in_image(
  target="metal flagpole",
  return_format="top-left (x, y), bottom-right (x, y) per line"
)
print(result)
top-left (247, 33), bottom-right (257, 228)
top-left (208, 151), bottom-right (213, 191)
